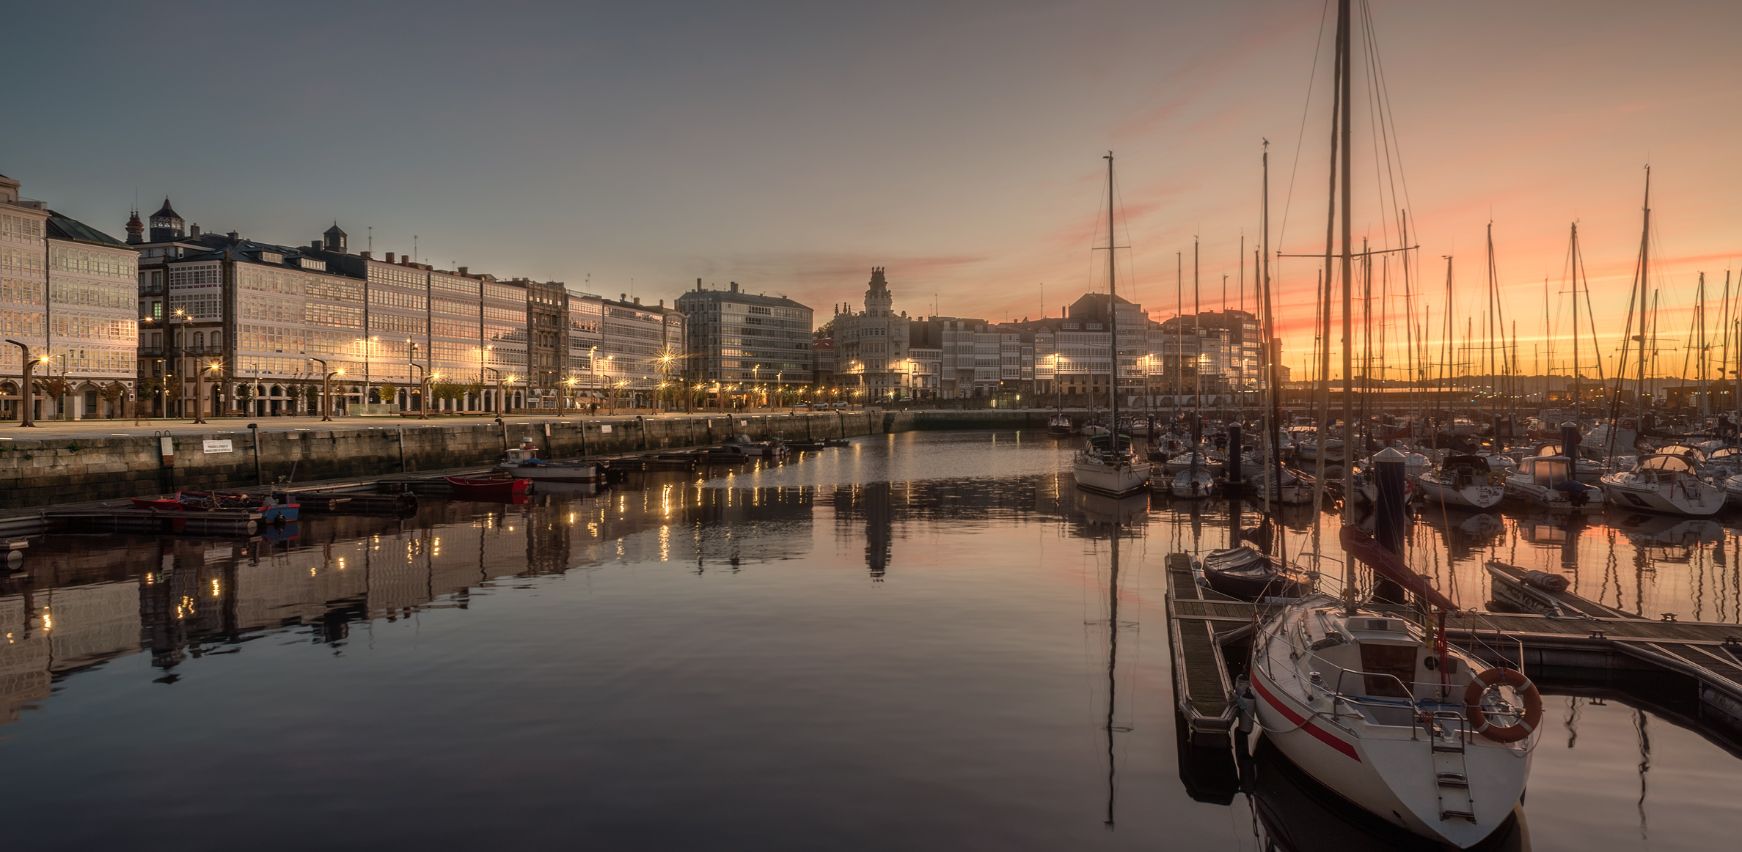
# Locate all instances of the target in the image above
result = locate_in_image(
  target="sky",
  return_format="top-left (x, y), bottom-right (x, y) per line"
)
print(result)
top-left (6, 0), bottom-right (1741, 379)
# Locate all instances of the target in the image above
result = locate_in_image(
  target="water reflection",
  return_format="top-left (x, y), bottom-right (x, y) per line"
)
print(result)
top-left (0, 431), bottom-right (1737, 852)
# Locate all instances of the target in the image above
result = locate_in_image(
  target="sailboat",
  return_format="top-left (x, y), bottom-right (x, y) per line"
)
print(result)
top-left (1250, 3), bottom-right (1537, 847)
top-left (1073, 151), bottom-right (1153, 497)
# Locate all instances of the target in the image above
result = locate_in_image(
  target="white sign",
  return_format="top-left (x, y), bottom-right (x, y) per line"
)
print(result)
top-left (599, 425), bottom-right (613, 434)
top-left (202, 439), bottom-right (234, 454)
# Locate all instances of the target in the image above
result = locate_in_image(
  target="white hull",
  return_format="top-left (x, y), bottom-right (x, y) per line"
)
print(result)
top-left (1253, 597), bottom-right (1532, 848)
top-left (498, 462), bottom-right (603, 483)
top-left (1073, 459), bottom-right (1151, 496)
top-left (1167, 471), bottom-right (1215, 499)
top-left (1415, 474), bottom-right (1503, 510)
top-left (1599, 473), bottom-right (1723, 517)
top-left (1503, 478), bottom-right (1604, 514)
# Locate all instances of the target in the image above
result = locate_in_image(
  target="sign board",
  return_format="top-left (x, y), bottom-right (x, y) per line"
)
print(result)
top-left (599, 425), bottom-right (613, 434)
top-left (202, 439), bottom-right (234, 454)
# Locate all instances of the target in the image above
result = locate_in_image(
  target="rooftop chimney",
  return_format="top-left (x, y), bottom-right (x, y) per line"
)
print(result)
top-left (385, 252), bottom-right (396, 263)
top-left (458, 266), bottom-right (469, 276)
top-left (729, 281), bottom-right (739, 293)
top-left (361, 251), bottom-right (372, 260)
top-left (695, 277), bottom-right (702, 290)
top-left (311, 240), bottom-right (323, 251)
top-left (190, 223), bottom-right (202, 237)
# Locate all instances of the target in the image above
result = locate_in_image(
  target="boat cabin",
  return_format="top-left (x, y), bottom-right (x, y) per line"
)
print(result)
top-left (1290, 604), bottom-right (1467, 724)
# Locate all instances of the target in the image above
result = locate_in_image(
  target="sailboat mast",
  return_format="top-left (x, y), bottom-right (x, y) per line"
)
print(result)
top-left (1571, 223), bottom-right (1581, 423)
top-left (1637, 167), bottom-right (1652, 419)
top-left (1336, 0), bottom-right (1355, 593)
top-left (1262, 140), bottom-right (1285, 517)
top-left (1194, 237), bottom-right (1202, 415)
top-left (1106, 152), bottom-right (1120, 434)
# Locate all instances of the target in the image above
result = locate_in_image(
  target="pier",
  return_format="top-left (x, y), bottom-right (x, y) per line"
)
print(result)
top-left (1167, 552), bottom-right (1742, 754)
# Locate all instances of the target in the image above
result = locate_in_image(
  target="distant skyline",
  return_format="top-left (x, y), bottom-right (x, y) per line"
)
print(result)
top-left (7, 0), bottom-right (1741, 379)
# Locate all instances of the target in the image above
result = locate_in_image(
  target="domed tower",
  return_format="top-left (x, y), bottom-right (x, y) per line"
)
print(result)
top-left (864, 266), bottom-right (892, 317)
top-left (323, 221), bottom-right (348, 253)
top-left (124, 209), bottom-right (144, 245)
top-left (148, 197), bottom-right (184, 242)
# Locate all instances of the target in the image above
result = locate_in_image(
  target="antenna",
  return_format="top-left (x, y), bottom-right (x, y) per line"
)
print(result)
top-left (367, 226), bottom-right (373, 253)
top-left (413, 234), bottom-right (418, 264)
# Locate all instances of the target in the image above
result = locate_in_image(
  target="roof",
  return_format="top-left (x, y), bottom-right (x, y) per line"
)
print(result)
top-left (676, 286), bottom-right (811, 313)
top-left (45, 211), bottom-right (127, 247)
top-left (151, 197), bottom-right (181, 219)
top-left (324, 221), bottom-right (347, 237)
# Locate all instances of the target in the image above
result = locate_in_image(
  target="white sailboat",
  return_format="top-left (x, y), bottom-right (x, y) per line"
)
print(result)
top-left (1599, 452), bottom-right (1723, 517)
top-left (1414, 454), bottom-right (1504, 510)
top-left (1072, 151), bottom-right (1152, 497)
top-left (1250, 3), bottom-right (1536, 846)
top-left (1251, 535), bottom-right (1539, 848)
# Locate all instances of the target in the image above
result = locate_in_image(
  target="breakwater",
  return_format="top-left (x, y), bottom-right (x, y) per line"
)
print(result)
top-left (0, 411), bottom-right (882, 510)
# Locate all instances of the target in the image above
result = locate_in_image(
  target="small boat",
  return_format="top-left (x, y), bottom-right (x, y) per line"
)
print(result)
top-left (1046, 412), bottom-right (1075, 437)
top-left (1599, 452), bottom-right (1723, 517)
top-left (1414, 454), bottom-right (1504, 510)
top-left (497, 442), bottom-right (603, 483)
top-left (131, 494), bottom-right (184, 510)
top-left (820, 437), bottom-right (850, 447)
top-left (1504, 454), bottom-right (1603, 513)
top-left (704, 435), bottom-right (788, 462)
top-left (1074, 433), bottom-right (1152, 497)
top-left (445, 474), bottom-right (531, 501)
top-left (785, 439), bottom-right (826, 452)
top-left (177, 489), bottom-right (302, 523)
top-left (1196, 544), bottom-right (1308, 600)
top-left (1166, 466), bottom-right (1215, 499)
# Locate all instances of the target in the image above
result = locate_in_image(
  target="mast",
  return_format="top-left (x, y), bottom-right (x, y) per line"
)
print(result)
top-left (1105, 152), bottom-right (1121, 439)
top-left (1194, 237), bottom-right (1202, 423)
top-left (1637, 167), bottom-right (1652, 421)
top-left (1571, 223), bottom-right (1581, 423)
top-left (1336, 0), bottom-right (1354, 595)
top-left (1262, 140), bottom-right (1284, 516)
top-left (1175, 251), bottom-right (1183, 425)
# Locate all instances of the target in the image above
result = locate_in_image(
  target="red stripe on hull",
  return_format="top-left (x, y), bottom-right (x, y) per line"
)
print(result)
top-left (1253, 674), bottom-right (1361, 762)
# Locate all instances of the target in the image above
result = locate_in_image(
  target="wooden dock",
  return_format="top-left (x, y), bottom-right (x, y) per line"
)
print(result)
top-left (41, 506), bottom-right (262, 536)
top-left (1166, 551), bottom-right (1742, 753)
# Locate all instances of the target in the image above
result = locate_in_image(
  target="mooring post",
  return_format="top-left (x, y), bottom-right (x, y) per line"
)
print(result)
top-left (1225, 422), bottom-right (1243, 487)
top-left (1373, 446), bottom-right (1408, 603)
top-left (248, 422), bottom-right (264, 485)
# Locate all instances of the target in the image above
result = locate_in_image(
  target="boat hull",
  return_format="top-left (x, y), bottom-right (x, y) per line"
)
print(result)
top-left (1416, 476), bottom-right (1503, 510)
top-left (1599, 474), bottom-right (1723, 517)
top-left (1252, 663), bottom-right (1526, 849)
top-left (1073, 460), bottom-right (1151, 497)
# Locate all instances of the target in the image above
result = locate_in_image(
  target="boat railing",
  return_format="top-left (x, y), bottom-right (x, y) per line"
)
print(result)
top-left (1304, 656), bottom-right (1467, 731)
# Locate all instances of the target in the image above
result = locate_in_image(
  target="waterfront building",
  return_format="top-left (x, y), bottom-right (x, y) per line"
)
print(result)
top-left (1021, 293), bottom-right (1151, 405)
top-left (831, 267), bottom-right (914, 400)
top-left (676, 280), bottom-right (813, 389)
top-left (0, 173), bottom-right (139, 421)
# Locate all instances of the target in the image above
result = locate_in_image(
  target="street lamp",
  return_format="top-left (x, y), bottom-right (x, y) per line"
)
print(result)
top-left (4, 340), bottom-right (43, 427)
top-left (192, 359), bottom-right (221, 424)
top-left (308, 357), bottom-right (342, 421)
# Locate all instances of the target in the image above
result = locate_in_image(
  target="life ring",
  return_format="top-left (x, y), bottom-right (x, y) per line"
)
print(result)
top-left (1463, 667), bottom-right (1542, 744)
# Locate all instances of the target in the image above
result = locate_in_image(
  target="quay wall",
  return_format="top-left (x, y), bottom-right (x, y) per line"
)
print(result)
top-left (0, 412), bottom-right (882, 510)
top-left (883, 409), bottom-right (1050, 432)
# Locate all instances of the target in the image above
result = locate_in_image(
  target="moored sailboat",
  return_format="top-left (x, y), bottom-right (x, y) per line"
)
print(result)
top-left (1072, 151), bottom-right (1152, 497)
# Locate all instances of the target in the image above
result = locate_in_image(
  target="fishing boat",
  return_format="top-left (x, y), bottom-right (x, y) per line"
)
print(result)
top-left (1504, 454), bottom-right (1603, 513)
top-left (1196, 544), bottom-right (1308, 600)
top-left (1046, 412), bottom-right (1075, 437)
top-left (1599, 453), bottom-right (1723, 517)
top-left (1070, 151), bottom-right (1151, 497)
top-left (497, 442), bottom-right (604, 483)
top-left (1413, 454), bottom-right (1504, 510)
top-left (445, 474), bottom-right (531, 501)
top-left (174, 489), bottom-right (302, 523)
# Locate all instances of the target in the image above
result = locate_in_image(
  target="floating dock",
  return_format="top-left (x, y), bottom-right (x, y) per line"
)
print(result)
top-left (41, 506), bottom-right (262, 536)
top-left (1167, 552), bottom-right (1742, 753)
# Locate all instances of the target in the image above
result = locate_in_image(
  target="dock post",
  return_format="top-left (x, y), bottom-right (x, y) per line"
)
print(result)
top-left (1224, 423), bottom-right (1242, 486)
top-left (1373, 446), bottom-right (1408, 603)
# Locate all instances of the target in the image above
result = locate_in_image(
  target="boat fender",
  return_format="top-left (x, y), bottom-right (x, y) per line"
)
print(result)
top-left (1464, 667), bottom-right (1543, 744)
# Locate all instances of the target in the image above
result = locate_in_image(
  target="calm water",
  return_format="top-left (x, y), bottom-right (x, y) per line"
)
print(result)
top-left (1, 431), bottom-right (1738, 850)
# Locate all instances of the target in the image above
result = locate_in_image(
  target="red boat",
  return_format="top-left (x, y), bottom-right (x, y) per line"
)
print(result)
top-left (131, 495), bottom-right (184, 510)
top-left (445, 474), bottom-right (531, 501)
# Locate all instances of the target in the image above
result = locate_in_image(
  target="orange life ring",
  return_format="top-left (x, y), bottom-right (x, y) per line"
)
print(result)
top-left (1463, 667), bottom-right (1542, 744)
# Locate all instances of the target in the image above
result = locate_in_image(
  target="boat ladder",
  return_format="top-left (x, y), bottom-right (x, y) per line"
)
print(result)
top-left (1426, 712), bottom-right (1476, 822)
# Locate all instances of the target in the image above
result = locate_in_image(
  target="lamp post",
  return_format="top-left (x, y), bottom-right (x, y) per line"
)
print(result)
top-left (192, 359), bottom-right (220, 425)
top-left (4, 340), bottom-right (43, 427)
top-left (482, 367), bottom-right (502, 416)
top-left (408, 341), bottom-right (428, 418)
top-left (308, 357), bottom-right (339, 421)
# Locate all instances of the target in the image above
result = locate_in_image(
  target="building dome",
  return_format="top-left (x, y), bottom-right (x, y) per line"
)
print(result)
top-left (323, 221), bottom-right (348, 252)
top-left (148, 197), bottom-right (185, 241)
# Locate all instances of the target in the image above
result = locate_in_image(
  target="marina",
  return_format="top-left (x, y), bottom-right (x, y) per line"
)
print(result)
top-left (1, 431), bottom-right (1740, 850)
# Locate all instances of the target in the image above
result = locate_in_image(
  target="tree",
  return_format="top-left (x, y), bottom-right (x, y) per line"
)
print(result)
top-left (303, 383), bottom-right (320, 413)
top-left (98, 381), bottom-right (127, 418)
top-left (33, 376), bottom-right (73, 419)
top-left (376, 381), bottom-right (400, 409)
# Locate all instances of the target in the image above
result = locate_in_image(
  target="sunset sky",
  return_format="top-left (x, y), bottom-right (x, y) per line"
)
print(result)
top-left (8, 0), bottom-right (1741, 379)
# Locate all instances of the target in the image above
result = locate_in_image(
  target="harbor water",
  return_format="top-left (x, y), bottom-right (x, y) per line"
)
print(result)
top-left (0, 430), bottom-right (1737, 850)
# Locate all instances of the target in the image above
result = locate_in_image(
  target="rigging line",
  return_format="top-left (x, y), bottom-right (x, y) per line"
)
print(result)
top-left (1360, 0), bottom-right (1416, 230)
top-left (1276, 0), bottom-right (1335, 261)
top-left (1357, 0), bottom-right (1394, 251)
